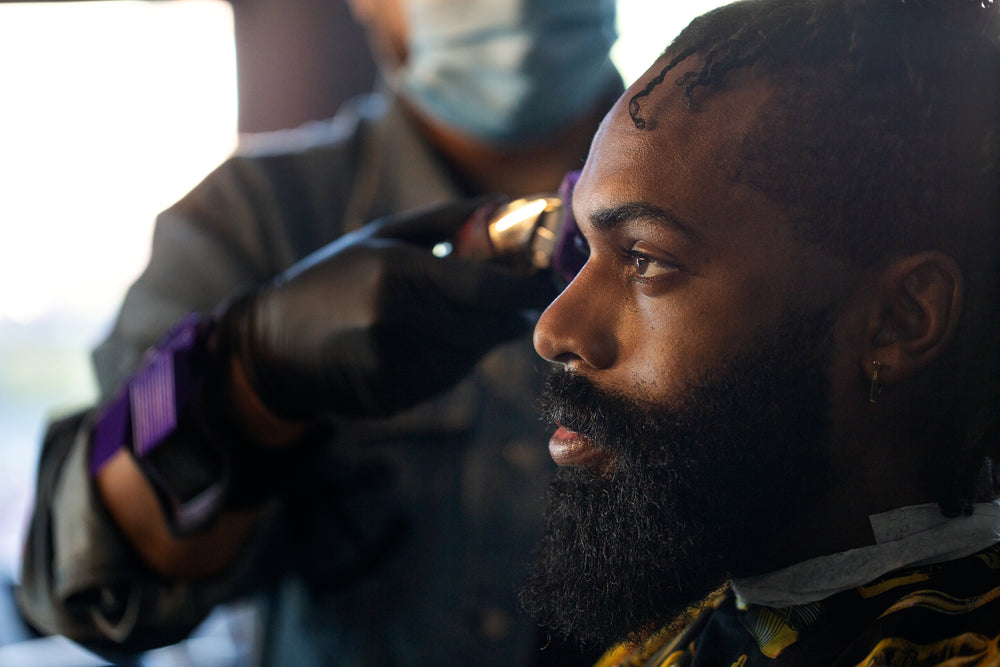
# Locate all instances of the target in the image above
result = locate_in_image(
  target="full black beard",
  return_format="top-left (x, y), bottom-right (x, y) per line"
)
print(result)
top-left (520, 309), bottom-right (835, 650)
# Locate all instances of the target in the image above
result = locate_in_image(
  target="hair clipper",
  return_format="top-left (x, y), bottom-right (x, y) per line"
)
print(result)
top-left (434, 171), bottom-right (586, 287)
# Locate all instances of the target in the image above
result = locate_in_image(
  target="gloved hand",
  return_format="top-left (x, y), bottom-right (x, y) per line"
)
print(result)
top-left (219, 199), bottom-right (556, 420)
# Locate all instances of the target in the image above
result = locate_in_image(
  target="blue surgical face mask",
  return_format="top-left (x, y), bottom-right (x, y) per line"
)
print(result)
top-left (394, 0), bottom-right (620, 147)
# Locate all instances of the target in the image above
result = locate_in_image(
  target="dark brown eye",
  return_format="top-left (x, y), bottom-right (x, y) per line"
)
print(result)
top-left (629, 251), bottom-right (677, 279)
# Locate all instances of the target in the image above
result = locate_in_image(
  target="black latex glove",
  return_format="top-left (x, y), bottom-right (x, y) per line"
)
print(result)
top-left (220, 199), bottom-right (556, 420)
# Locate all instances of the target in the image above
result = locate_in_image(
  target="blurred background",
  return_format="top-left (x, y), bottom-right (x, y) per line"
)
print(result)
top-left (0, 0), bottom-right (726, 663)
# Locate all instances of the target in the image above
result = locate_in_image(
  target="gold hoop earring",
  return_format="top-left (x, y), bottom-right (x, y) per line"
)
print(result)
top-left (869, 361), bottom-right (883, 405)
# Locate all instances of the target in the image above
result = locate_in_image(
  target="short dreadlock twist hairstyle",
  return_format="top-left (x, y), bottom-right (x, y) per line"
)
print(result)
top-left (629, 0), bottom-right (999, 514)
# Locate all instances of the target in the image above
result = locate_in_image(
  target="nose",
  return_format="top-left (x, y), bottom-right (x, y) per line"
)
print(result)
top-left (533, 263), bottom-right (617, 371)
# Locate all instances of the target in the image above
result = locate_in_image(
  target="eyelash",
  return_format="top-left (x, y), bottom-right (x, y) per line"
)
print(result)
top-left (626, 249), bottom-right (679, 281)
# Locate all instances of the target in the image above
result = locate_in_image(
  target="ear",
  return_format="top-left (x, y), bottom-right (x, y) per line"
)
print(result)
top-left (862, 251), bottom-right (963, 386)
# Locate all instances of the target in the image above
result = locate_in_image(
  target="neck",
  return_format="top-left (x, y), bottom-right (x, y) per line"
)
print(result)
top-left (757, 416), bottom-right (943, 575)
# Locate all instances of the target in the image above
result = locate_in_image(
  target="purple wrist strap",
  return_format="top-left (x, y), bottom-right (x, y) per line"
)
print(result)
top-left (88, 307), bottom-right (313, 535)
top-left (90, 313), bottom-right (203, 476)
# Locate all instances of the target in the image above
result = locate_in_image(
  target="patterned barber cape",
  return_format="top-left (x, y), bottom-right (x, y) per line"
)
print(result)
top-left (598, 543), bottom-right (1000, 667)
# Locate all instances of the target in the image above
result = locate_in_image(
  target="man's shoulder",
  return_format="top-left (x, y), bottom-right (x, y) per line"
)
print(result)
top-left (603, 548), bottom-right (1000, 667)
top-left (834, 544), bottom-right (1000, 667)
top-left (759, 545), bottom-right (1000, 666)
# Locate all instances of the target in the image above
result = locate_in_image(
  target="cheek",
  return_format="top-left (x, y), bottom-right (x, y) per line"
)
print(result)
top-left (615, 281), bottom-right (782, 405)
top-left (614, 297), bottom-right (718, 405)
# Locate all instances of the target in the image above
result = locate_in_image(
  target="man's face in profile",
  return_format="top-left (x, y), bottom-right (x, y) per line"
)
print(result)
top-left (522, 64), bottom-right (857, 647)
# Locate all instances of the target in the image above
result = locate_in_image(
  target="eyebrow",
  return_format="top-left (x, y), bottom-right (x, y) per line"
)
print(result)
top-left (589, 202), bottom-right (700, 240)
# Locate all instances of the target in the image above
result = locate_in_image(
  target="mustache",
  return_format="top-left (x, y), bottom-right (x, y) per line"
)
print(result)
top-left (538, 369), bottom-right (666, 459)
top-left (538, 370), bottom-right (601, 434)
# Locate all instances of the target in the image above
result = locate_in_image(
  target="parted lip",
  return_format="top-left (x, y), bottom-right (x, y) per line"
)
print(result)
top-left (548, 424), bottom-right (615, 473)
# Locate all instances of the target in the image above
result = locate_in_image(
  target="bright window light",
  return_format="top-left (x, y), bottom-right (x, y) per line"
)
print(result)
top-left (0, 0), bottom-right (237, 328)
top-left (614, 0), bottom-right (730, 85)
top-left (0, 0), bottom-right (237, 599)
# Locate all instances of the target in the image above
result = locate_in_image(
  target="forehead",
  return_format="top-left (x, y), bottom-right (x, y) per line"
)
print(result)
top-left (575, 61), bottom-right (779, 238)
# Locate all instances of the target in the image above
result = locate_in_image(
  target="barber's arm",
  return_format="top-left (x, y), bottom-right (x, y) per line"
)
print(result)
top-left (90, 200), bottom-right (554, 579)
top-left (15, 137), bottom-right (541, 650)
top-left (16, 149), bottom-right (310, 650)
